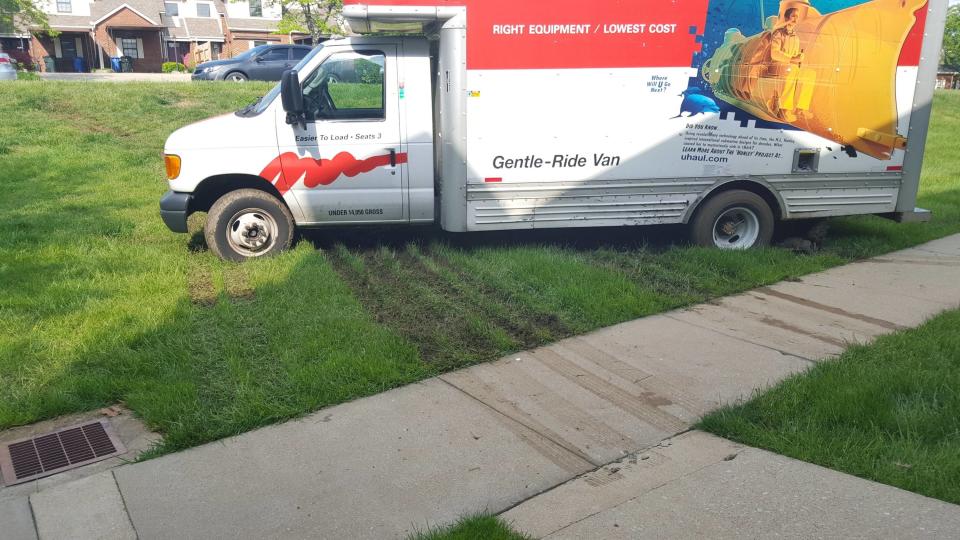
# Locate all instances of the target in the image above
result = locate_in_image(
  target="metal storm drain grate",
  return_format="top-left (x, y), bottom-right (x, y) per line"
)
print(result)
top-left (0, 421), bottom-right (126, 486)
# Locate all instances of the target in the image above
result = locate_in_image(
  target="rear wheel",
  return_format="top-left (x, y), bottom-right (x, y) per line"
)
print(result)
top-left (225, 71), bottom-right (247, 82)
top-left (690, 190), bottom-right (774, 250)
top-left (204, 189), bottom-right (294, 261)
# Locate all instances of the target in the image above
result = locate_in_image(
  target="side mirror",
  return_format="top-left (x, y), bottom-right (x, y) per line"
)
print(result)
top-left (281, 69), bottom-right (305, 128)
top-left (255, 56), bottom-right (264, 63)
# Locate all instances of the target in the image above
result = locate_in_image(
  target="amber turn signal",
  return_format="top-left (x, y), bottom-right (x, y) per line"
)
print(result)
top-left (164, 154), bottom-right (182, 180)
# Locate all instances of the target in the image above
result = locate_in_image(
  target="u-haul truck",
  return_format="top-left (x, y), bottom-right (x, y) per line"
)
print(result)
top-left (160, 0), bottom-right (947, 261)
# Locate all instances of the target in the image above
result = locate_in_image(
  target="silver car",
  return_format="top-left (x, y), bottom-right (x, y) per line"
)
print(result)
top-left (0, 53), bottom-right (17, 81)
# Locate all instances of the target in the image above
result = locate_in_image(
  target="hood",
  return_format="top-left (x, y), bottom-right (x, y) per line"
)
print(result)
top-left (195, 58), bottom-right (240, 70)
top-left (165, 109), bottom-right (277, 152)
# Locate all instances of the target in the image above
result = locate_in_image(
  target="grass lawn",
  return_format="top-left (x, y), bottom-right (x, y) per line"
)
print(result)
top-left (700, 309), bottom-right (960, 505)
top-left (0, 80), bottom-right (958, 456)
top-left (410, 515), bottom-right (529, 540)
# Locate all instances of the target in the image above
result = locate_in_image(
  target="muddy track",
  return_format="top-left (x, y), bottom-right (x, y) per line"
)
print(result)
top-left (590, 249), bottom-right (704, 302)
top-left (327, 244), bottom-right (505, 368)
top-left (400, 248), bottom-right (545, 350)
top-left (422, 245), bottom-right (572, 345)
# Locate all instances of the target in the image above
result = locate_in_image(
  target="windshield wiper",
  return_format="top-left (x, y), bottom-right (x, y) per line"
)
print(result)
top-left (237, 96), bottom-right (263, 117)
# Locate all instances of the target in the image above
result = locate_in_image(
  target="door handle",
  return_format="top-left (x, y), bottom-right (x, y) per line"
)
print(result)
top-left (389, 149), bottom-right (397, 167)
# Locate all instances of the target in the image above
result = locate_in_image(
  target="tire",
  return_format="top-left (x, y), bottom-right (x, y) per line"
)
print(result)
top-left (225, 71), bottom-right (247, 82)
top-left (690, 190), bottom-right (775, 250)
top-left (204, 189), bottom-right (294, 262)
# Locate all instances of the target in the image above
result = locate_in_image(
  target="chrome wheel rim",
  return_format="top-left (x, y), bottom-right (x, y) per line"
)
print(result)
top-left (226, 209), bottom-right (277, 257)
top-left (228, 73), bottom-right (246, 82)
top-left (712, 207), bottom-right (760, 250)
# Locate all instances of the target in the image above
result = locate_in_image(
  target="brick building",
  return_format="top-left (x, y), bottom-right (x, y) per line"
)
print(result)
top-left (3, 0), bottom-right (314, 72)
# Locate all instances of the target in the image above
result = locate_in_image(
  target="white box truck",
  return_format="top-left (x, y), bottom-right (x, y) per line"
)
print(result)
top-left (159, 0), bottom-right (948, 261)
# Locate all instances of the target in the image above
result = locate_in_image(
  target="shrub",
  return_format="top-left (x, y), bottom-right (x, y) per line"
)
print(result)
top-left (355, 58), bottom-right (384, 85)
top-left (13, 60), bottom-right (38, 72)
top-left (162, 62), bottom-right (187, 73)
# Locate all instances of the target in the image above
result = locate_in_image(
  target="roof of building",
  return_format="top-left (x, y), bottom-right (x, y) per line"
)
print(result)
top-left (44, 14), bottom-right (95, 30)
top-left (90, 0), bottom-right (164, 26)
top-left (226, 17), bottom-right (279, 32)
top-left (179, 17), bottom-right (224, 39)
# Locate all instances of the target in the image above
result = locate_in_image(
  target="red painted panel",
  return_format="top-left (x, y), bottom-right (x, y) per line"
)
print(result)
top-left (898, 3), bottom-right (927, 67)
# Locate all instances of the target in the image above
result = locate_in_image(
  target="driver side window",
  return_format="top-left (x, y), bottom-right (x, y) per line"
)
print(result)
top-left (302, 50), bottom-right (385, 121)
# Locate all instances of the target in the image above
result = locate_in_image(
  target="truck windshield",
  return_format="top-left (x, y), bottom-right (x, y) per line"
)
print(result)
top-left (241, 44), bottom-right (326, 117)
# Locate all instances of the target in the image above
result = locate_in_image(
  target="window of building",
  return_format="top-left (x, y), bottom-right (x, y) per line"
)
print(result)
top-left (196, 3), bottom-right (210, 17)
top-left (303, 51), bottom-right (386, 121)
top-left (164, 2), bottom-right (178, 16)
top-left (121, 38), bottom-right (139, 58)
top-left (251, 40), bottom-right (268, 48)
top-left (57, 0), bottom-right (72, 13)
top-left (248, 0), bottom-right (262, 17)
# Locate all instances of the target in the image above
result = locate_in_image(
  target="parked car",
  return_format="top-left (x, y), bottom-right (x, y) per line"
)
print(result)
top-left (0, 53), bottom-right (17, 81)
top-left (192, 45), bottom-right (313, 82)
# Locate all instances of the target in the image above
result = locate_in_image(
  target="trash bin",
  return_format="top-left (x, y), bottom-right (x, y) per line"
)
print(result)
top-left (120, 56), bottom-right (133, 73)
top-left (72, 56), bottom-right (87, 73)
top-left (43, 56), bottom-right (55, 73)
top-left (110, 57), bottom-right (122, 72)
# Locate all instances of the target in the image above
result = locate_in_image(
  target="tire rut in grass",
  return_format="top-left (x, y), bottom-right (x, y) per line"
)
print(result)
top-left (187, 260), bottom-right (255, 307)
top-left (419, 245), bottom-right (572, 347)
top-left (187, 262), bottom-right (218, 307)
top-left (590, 249), bottom-right (706, 307)
top-left (328, 243), bottom-right (510, 369)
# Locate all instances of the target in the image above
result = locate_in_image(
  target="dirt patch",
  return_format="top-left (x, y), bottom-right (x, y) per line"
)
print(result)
top-left (327, 244), bottom-right (507, 368)
top-left (224, 267), bottom-right (255, 302)
top-left (424, 246), bottom-right (571, 345)
top-left (187, 263), bottom-right (218, 307)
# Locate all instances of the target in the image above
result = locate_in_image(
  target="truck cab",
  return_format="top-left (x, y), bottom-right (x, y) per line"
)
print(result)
top-left (161, 36), bottom-right (436, 260)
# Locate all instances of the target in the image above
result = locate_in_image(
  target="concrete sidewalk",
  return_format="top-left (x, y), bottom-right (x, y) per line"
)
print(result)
top-left (502, 431), bottom-right (960, 539)
top-left (4, 235), bottom-right (960, 539)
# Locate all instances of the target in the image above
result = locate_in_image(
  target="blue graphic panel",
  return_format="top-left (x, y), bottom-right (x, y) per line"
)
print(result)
top-left (687, 0), bottom-right (871, 128)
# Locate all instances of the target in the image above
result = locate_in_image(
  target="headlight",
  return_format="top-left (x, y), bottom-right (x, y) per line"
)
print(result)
top-left (195, 67), bottom-right (209, 75)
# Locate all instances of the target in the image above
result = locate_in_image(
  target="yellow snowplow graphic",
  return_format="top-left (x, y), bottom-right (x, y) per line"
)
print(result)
top-left (702, 0), bottom-right (925, 160)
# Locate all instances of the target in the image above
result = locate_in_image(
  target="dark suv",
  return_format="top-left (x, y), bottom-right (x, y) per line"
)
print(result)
top-left (192, 45), bottom-right (313, 82)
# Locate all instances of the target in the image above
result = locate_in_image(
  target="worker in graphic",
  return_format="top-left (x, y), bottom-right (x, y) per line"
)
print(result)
top-left (767, 5), bottom-right (816, 122)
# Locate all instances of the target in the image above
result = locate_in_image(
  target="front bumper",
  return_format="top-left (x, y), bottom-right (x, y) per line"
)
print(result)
top-left (160, 190), bottom-right (193, 233)
top-left (191, 69), bottom-right (222, 81)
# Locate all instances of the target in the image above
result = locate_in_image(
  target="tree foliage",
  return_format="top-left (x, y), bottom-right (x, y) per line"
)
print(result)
top-left (944, 4), bottom-right (960, 71)
top-left (273, 0), bottom-right (344, 43)
top-left (0, 0), bottom-right (50, 35)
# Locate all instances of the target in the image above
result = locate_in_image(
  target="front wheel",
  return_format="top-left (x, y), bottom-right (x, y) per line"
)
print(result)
top-left (690, 190), bottom-right (774, 250)
top-left (225, 71), bottom-right (247, 82)
top-left (204, 189), bottom-right (294, 261)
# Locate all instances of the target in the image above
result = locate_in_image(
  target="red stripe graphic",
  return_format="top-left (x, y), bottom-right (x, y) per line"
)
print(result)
top-left (260, 151), bottom-right (408, 195)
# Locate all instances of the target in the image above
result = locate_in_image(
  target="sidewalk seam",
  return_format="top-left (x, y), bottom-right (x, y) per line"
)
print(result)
top-left (663, 314), bottom-right (818, 365)
top-left (27, 495), bottom-right (40, 540)
top-left (436, 377), bottom-right (597, 468)
top-left (517, 443), bottom-right (748, 539)
top-left (111, 470), bottom-right (140, 540)
top-left (496, 428), bottom-right (695, 518)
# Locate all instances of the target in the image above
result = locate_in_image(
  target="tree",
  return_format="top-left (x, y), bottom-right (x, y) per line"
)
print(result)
top-left (273, 0), bottom-right (344, 44)
top-left (943, 5), bottom-right (960, 71)
top-left (0, 0), bottom-right (50, 36)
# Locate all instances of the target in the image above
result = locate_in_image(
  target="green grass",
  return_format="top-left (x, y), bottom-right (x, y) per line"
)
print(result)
top-left (0, 80), bottom-right (958, 456)
top-left (410, 515), bottom-right (529, 540)
top-left (329, 82), bottom-right (383, 108)
top-left (700, 309), bottom-right (960, 505)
